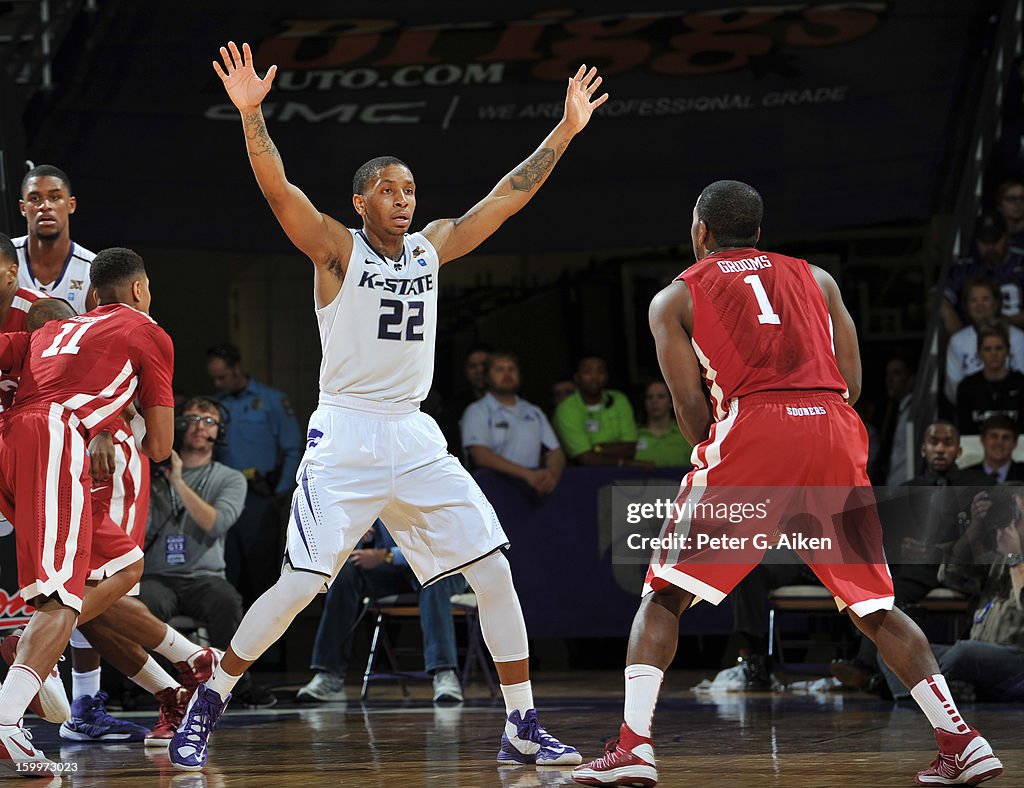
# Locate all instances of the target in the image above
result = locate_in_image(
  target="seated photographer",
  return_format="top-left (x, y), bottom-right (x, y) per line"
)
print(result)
top-left (296, 520), bottom-right (467, 705)
top-left (877, 486), bottom-right (1024, 701)
top-left (139, 398), bottom-right (248, 674)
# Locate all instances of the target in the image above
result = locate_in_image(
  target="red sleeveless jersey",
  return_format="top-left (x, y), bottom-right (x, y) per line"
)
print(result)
top-left (678, 248), bottom-right (847, 420)
top-left (0, 303), bottom-right (174, 434)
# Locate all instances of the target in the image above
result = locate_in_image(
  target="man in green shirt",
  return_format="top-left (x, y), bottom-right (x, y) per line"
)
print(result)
top-left (554, 355), bottom-right (647, 467)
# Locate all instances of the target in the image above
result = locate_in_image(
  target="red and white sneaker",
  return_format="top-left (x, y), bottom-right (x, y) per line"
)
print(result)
top-left (916, 728), bottom-right (1003, 785)
top-left (145, 686), bottom-right (189, 747)
top-left (0, 630), bottom-right (70, 724)
top-left (175, 647), bottom-right (223, 699)
top-left (0, 720), bottom-right (55, 773)
top-left (572, 723), bottom-right (657, 787)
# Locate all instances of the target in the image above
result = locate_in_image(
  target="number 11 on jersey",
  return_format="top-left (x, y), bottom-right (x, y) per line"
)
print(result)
top-left (743, 274), bottom-right (781, 325)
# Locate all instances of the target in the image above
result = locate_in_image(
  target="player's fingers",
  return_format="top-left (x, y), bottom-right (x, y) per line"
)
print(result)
top-left (213, 61), bottom-right (227, 81)
top-left (591, 92), bottom-right (610, 108)
top-left (264, 63), bottom-right (278, 87)
top-left (219, 46), bottom-right (233, 74)
top-left (586, 75), bottom-right (603, 95)
top-left (573, 63), bottom-right (586, 82)
top-left (582, 66), bottom-right (598, 87)
top-left (242, 41), bottom-right (252, 67)
top-left (228, 40), bottom-right (242, 70)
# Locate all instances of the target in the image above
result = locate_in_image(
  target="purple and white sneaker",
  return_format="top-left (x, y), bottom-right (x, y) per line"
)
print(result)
top-left (497, 709), bottom-right (582, 766)
top-left (168, 683), bottom-right (230, 771)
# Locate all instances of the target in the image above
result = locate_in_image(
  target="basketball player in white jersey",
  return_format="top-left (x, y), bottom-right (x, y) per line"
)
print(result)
top-left (168, 41), bottom-right (608, 772)
top-left (15, 164), bottom-right (96, 314)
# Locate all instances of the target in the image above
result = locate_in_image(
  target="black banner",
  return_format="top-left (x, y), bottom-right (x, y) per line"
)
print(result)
top-left (37, 1), bottom-right (997, 253)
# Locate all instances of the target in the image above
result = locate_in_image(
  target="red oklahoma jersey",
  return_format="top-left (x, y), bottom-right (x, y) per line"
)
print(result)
top-left (0, 287), bottom-right (46, 410)
top-left (679, 248), bottom-right (848, 420)
top-left (2, 303), bottom-right (174, 429)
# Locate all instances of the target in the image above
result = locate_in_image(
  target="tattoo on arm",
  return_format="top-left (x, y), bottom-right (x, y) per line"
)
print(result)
top-left (557, 140), bottom-right (570, 160)
top-left (244, 112), bottom-right (280, 159)
top-left (508, 148), bottom-right (555, 191)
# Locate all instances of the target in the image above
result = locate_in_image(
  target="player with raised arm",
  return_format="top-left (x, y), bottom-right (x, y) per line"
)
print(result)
top-left (168, 41), bottom-right (608, 772)
top-left (572, 181), bottom-right (1003, 787)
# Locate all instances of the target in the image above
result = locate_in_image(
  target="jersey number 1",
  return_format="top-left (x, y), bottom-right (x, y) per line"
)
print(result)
top-left (40, 321), bottom-right (91, 357)
top-left (743, 274), bottom-right (781, 325)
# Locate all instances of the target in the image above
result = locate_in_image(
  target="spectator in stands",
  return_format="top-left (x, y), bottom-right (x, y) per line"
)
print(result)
top-left (206, 343), bottom-right (301, 609)
top-left (959, 414), bottom-right (1024, 484)
top-left (942, 212), bottom-right (1024, 334)
top-left (877, 486), bottom-right (1024, 702)
top-left (554, 355), bottom-right (647, 467)
top-left (945, 278), bottom-right (1024, 403)
top-left (461, 351), bottom-right (566, 497)
top-left (876, 357), bottom-right (915, 485)
top-left (956, 322), bottom-right (1024, 435)
top-left (141, 397), bottom-right (274, 706)
top-left (832, 421), bottom-right (971, 690)
top-left (995, 176), bottom-right (1024, 254)
top-left (635, 380), bottom-right (692, 467)
top-left (295, 520), bottom-right (466, 705)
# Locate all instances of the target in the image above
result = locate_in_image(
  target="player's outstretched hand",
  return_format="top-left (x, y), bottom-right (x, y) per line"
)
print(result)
top-left (213, 41), bottom-right (278, 113)
top-left (562, 64), bottom-right (609, 134)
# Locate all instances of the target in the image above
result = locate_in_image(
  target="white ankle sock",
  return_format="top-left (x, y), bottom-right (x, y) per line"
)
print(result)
top-left (624, 664), bottom-right (664, 738)
top-left (72, 667), bottom-right (101, 700)
top-left (206, 665), bottom-right (243, 699)
top-left (0, 665), bottom-right (41, 725)
top-left (154, 625), bottom-right (202, 665)
top-left (129, 657), bottom-right (179, 696)
top-left (500, 679), bottom-right (534, 717)
top-left (910, 675), bottom-right (970, 734)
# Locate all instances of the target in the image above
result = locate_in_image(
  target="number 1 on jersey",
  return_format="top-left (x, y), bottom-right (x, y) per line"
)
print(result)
top-left (743, 274), bottom-right (781, 325)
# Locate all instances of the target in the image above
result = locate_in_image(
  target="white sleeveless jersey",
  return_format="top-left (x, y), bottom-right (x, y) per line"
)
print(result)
top-left (317, 230), bottom-right (439, 404)
top-left (13, 235), bottom-right (94, 314)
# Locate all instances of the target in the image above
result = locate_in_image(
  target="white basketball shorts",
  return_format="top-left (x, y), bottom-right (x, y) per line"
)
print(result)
top-left (285, 393), bottom-right (509, 587)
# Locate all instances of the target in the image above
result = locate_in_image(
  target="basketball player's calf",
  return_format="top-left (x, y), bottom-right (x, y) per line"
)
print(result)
top-left (851, 607), bottom-right (1003, 786)
top-left (461, 552), bottom-right (581, 767)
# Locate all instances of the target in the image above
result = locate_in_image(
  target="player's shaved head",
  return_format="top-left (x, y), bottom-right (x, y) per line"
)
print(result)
top-left (353, 155), bottom-right (410, 195)
top-left (91, 247), bottom-right (146, 301)
top-left (695, 180), bottom-right (763, 248)
top-left (26, 298), bottom-right (75, 332)
top-left (21, 164), bottom-right (72, 197)
top-left (0, 233), bottom-right (16, 267)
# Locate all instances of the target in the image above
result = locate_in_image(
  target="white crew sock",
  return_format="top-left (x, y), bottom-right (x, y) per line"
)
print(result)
top-left (624, 664), bottom-right (664, 738)
top-left (0, 665), bottom-right (41, 725)
top-left (910, 675), bottom-right (970, 734)
top-left (207, 665), bottom-right (243, 699)
top-left (72, 667), bottom-right (101, 700)
top-left (129, 657), bottom-right (180, 696)
top-left (154, 625), bottom-right (202, 665)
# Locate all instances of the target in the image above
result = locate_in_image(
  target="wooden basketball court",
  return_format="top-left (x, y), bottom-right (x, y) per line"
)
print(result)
top-left (18, 671), bottom-right (1021, 786)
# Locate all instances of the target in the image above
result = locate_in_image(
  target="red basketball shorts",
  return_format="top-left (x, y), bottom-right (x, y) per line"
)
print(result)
top-left (89, 425), bottom-right (148, 581)
top-left (0, 405), bottom-right (140, 612)
top-left (645, 390), bottom-right (894, 617)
